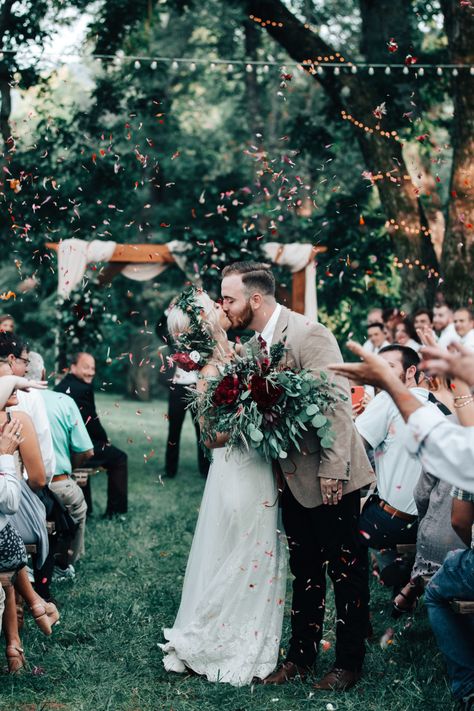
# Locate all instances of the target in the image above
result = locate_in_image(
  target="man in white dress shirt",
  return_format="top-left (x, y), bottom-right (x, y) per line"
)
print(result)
top-left (433, 303), bottom-right (460, 350)
top-left (362, 322), bottom-right (390, 354)
top-left (453, 308), bottom-right (474, 351)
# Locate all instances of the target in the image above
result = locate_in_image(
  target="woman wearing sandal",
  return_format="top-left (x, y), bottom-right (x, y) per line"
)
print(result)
top-left (0, 374), bottom-right (59, 673)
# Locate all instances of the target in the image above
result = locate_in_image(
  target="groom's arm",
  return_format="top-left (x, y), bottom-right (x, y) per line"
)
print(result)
top-left (299, 323), bottom-right (355, 484)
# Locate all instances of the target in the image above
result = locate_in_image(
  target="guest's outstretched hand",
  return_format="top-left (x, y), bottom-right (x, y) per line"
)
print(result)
top-left (14, 376), bottom-right (48, 392)
top-left (420, 342), bottom-right (474, 387)
top-left (329, 341), bottom-right (397, 391)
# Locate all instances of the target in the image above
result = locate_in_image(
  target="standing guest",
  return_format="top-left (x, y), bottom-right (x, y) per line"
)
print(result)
top-left (27, 352), bottom-right (92, 573)
top-left (222, 261), bottom-right (374, 691)
top-left (453, 308), bottom-right (474, 350)
top-left (0, 315), bottom-right (15, 333)
top-left (433, 303), bottom-right (460, 349)
top-left (55, 352), bottom-right (128, 517)
top-left (394, 317), bottom-right (422, 352)
top-left (413, 308), bottom-right (433, 332)
top-left (164, 365), bottom-right (209, 479)
top-left (364, 322), bottom-right (389, 354)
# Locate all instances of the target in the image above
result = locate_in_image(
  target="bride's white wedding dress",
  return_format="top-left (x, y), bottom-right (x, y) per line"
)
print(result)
top-left (160, 446), bottom-right (287, 686)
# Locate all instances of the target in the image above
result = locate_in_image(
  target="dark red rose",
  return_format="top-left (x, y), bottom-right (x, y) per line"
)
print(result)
top-left (172, 352), bottom-right (200, 372)
top-left (213, 374), bottom-right (241, 406)
top-left (250, 374), bottom-right (283, 410)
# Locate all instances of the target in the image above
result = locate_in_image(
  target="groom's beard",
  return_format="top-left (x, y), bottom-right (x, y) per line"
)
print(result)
top-left (231, 302), bottom-right (254, 330)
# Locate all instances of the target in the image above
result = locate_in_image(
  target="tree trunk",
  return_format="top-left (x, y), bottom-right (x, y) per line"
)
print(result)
top-left (440, 0), bottom-right (474, 304)
top-left (245, 0), bottom-right (440, 306)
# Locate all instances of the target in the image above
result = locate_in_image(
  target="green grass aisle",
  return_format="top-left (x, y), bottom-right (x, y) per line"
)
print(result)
top-left (1, 394), bottom-right (456, 710)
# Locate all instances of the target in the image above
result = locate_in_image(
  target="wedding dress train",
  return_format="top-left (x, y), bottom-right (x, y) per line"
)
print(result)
top-left (160, 446), bottom-right (287, 686)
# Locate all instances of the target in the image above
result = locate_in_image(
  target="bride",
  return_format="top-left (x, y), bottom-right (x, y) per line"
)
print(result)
top-left (159, 287), bottom-right (287, 686)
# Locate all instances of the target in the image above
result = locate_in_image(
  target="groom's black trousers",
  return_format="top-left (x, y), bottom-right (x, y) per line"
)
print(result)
top-left (282, 486), bottom-right (369, 672)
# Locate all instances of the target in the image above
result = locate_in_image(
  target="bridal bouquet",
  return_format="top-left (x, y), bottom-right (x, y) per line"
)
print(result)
top-left (191, 340), bottom-right (342, 462)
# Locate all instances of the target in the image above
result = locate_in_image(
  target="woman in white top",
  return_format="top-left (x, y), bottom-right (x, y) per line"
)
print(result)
top-left (394, 318), bottom-right (422, 352)
top-left (0, 374), bottom-right (59, 673)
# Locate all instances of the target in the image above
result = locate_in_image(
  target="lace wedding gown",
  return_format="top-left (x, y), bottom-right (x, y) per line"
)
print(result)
top-left (160, 446), bottom-right (287, 686)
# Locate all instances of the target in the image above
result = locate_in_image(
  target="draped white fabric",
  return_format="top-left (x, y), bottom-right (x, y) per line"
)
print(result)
top-left (55, 239), bottom-right (317, 318)
top-left (57, 239), bottom-right (117, 297)
top-left (262, 242), bottom-right (318, 321)
top-left (160, 446), bottom-right (287, 686)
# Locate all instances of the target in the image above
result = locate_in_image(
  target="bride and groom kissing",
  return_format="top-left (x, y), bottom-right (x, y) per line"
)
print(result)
top-left (160, 261), bottom-right (375, 689)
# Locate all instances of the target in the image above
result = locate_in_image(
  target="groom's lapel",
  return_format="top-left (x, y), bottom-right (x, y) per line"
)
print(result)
top-left (272, 306), bottom-right (290, 364)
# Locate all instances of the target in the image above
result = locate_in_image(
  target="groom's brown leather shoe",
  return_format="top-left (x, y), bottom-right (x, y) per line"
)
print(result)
top-left (263, 661), bottom-right (310, 685)
top-left (313, 667), bottom-right (361, 691)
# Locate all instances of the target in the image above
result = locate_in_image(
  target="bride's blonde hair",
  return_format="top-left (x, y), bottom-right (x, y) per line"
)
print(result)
top-left (167, 288), bottom-right (226, 364)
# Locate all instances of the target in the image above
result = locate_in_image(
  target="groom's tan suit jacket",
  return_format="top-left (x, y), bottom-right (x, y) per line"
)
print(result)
top-left (250, 306), bottom-right (375, 509)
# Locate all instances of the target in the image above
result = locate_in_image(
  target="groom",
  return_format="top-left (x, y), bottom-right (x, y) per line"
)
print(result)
top-left (221, 262), bottom-right (375, 690)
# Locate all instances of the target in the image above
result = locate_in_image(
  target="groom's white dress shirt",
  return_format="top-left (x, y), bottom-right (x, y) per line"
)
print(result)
top-left (257, 303), bottom-right (282, 351)
top-left (405, 406), bottom-right (474, 493)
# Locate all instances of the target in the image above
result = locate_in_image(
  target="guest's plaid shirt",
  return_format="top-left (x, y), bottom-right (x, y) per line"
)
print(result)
top-left (451, 487), bottom-right (474, 549)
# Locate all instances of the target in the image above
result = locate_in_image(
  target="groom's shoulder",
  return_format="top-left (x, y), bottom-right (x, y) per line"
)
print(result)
top-left (286, 309), bottom-right (331, 338)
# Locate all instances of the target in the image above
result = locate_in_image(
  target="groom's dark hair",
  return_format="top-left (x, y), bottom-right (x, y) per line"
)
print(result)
top-left (222, 261), bottom-right (275, 297)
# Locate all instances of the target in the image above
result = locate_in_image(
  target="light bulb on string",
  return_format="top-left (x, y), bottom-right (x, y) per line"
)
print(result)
top-left (190, 62), bottom-right (196, 71)
top-left (368, 66), bottom-right (374, 75)
top-left (263, 64), bottom-right (269, 72)
top-left (437, 67), bottom-right (443, 75)
top-left (471, 67), bottom-right (474, 75)
top-left (452, 68), bottom-right (459, 76)
top-left (334, 66), bottom-right (340, 75)
top-left (227, 63), bottom-right (234, 72)
top-left (172, 60), bottom-right (178, 70)
top-left (210, 62), bottom-right (216, 70)
top-left (385, 66), bottom-right (391, 75)
top-left (150, 60), bottom-right (157, 70)
top-left (351, 65), bottom-right (358, 74)
top-left (418, 67), bottom-right (424, 76)
top-left (317, 66), bottom-right (324, 75)
top-left (134, 60), bottom-right (141, 69)
top-left (246, 63), bottom-right (252, 72)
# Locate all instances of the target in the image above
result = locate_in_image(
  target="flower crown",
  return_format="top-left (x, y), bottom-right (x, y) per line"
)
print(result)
top-left (170, 287), bottom-right (217, 371)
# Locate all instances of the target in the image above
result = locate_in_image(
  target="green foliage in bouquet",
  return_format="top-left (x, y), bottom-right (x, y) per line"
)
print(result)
top-left (191, 341), bottom-right (343, 462)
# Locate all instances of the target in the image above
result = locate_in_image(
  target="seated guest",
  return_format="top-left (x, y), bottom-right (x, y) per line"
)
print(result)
top-left (27, 352), bottom-right (93, 574)
top-left (394, 317), bottom-right (422, 352)
top-left (413, 308), bottom-right (433, 332)
top-left (392, 471), bottom-right (467, 616)
top-left (0, 364), bottom-right (51, 600)
top-left (364, 322), bottom-right (389, 354)
top-left (424, 489), bottom-right (474, 710)
top-left (0, 333), bottom-right (55, 481)
top-left (55, 352), bottom-right (128, 517)
top-left (0, 315), bottom-right (15, 333)
top-left (0, 382), bottom-right (59, 673)
top-left (453, 307), bottom-right (474, 350)
top-left (355, 346), bottom-right (429, 588)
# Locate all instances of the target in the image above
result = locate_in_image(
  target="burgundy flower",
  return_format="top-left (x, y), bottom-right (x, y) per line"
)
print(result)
top-left (172, 352), bottom-right (201, 372)
top-left (250, 374), bottom-right (283, 410)
top-left (213, 374), bottom-right (242, 406)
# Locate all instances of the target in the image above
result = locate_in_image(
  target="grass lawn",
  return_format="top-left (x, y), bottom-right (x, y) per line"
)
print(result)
top-left (1, 393), bottom-right (456, 711)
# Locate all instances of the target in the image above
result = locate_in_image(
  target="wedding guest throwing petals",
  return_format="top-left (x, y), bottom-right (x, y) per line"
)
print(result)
top-left (221, 262), bottom-right (375, 692)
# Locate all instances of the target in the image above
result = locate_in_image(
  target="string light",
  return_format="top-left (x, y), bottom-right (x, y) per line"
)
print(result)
top-left (385, 219), bottom-right (431, 237)
top-left (249, 14), bottom-right (284, 28)
top-left (341, 110), bottom-right (401, 142)
top-left (393, 256), bottom-right (439, 278)
top-left (0, 46), bottom-right (470, 73)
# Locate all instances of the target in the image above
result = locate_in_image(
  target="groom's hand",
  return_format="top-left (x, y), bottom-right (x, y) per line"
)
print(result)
top-left (320, 478), bottom-right (342, 505)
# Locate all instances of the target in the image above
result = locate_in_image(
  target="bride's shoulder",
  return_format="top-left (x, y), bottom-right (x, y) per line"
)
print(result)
top-left (199, 363), bottom-right (220, 378)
